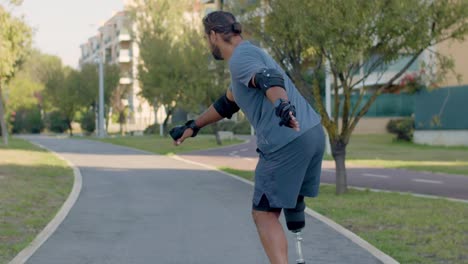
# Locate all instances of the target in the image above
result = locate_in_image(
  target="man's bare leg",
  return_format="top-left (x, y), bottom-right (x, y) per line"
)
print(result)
top-left (252, 210), bottom-right (288, 264)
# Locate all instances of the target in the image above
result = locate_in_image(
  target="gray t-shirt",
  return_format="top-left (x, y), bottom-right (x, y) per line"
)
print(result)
top-left (229, 41), bottom-right (321, 154)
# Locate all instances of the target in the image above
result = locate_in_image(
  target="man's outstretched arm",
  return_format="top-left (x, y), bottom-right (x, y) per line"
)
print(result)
top-left (170, 89), bottom-right (239, 145)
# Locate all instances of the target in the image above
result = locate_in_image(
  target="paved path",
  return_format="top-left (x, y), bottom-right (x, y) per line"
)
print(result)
top-left (182, 136), bottom-right (468, 201)
top-left (22, 136), bottom-right (381, 264)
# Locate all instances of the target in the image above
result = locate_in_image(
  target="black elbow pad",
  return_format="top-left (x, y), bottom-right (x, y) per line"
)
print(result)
top-left (249, 68), bottom-right (286, 94)
top-left (213, 94), bottom-right (240, 119)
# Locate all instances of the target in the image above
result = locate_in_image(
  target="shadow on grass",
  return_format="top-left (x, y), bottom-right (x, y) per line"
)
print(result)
top-left (0, 163), bottom-right (72, 179)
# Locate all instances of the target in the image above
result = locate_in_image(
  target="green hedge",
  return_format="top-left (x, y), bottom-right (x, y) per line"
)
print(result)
top-left (46, 111), bottom-right (69, 133)
top-left (11, 107), bottom-right (44, 134)
top-left (80, 111), bottom-right (96, 135)
top-left (387, 118), bottom-right (414, 141)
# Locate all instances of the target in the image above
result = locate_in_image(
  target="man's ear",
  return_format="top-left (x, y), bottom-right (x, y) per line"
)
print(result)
top-left (209, 30), bottom-right (217, 42)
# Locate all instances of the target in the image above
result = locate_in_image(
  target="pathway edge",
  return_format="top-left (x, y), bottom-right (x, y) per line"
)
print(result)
top-left (8, 141), bottom-right (83, 264)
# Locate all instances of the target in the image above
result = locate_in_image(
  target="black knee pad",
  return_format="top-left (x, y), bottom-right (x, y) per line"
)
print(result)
top-left (284, 196), bottom-right (305, 232)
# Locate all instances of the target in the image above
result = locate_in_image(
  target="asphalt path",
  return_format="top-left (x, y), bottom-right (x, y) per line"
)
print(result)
top-left (21, 136), bottom-right (381, 264)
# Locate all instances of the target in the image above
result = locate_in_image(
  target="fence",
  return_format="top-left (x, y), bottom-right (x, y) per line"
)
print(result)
top-left (330, 92), bottom-right (415, 117)
top-left (415, 85), bottom-right (468, 130)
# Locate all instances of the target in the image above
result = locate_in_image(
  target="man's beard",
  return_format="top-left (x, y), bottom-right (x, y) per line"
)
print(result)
top-left (211, 45), bottom-right (224, 61)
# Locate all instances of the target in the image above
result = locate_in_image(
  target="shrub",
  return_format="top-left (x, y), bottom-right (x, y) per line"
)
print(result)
top-left (80, 111), bottom-right (96, 135)
top-left (387, 118), bottom-right (414, 141)
top-left (11, 107), bottom-right (44, 134)
top-left (233, 120), bottom-right (251, 135)
top-left (46, 111), bottom-right (69, 133)
top-left (144, 123), bottom-right (160, 135)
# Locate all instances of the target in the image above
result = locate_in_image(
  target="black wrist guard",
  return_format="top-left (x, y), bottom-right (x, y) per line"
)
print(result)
top-left (169, 120), bottom-right (200, 141)
top-left (274, 99), bottom-right (296, 128)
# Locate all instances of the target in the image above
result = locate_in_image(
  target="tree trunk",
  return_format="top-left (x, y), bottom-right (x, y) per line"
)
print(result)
top-left (162, 108), bottom-right (173, 137)
top-left (213, 122), bottom-right (222, 146)
top-left (0, 85), bottom-right (9, 146)
top-left (216, 0), bottom-right (224, 10)
top-left (119, 122), bottom-right (123, 136)
top-left (331, 139), bottom-right (348, 195)
top-left (67, 120), bottom-right (73, 137)
top-left (118, 111), bottom-right (125, 136)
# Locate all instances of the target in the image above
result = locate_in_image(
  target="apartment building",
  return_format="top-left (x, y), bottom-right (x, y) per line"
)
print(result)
top-left (79, 11), bottom-right (155, 132)
top-left (438, 39), bottom-right (468, 87)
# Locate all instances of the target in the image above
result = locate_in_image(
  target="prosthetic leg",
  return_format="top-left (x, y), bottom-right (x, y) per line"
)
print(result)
top-left (284, 196), bottom-right (306, 264)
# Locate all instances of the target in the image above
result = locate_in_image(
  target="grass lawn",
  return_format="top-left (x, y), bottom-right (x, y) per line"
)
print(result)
top-left (93, 134), bottom-right (244, 155)
top-left (0, 138), bottom-right (73, 263)
top-left (221, 167), bottom-right (468, 264)
top-left (344, 134), bottom-right (468, 176)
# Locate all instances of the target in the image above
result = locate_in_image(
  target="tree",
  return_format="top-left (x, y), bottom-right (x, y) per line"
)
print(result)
top-left (76, 63), bottom-right (99, 108)
top-left (76, 63), bottom-right (120, 133)
top-left (0, 3), bottom-right (32, 145)
top-left (130, 0), bottom-right (195, 134)
top-left (43, 64), bottom-right (81, 136)
top-left (130, 0), bottom-right (231, 142)
top-left (243, 0), bottom-right (468, 194)
top-left (103, 64), bottom-right (120, 133)
top-left (5, 51), bottom-right (63, 114)
top-left (110, 84), bottom-right (130, 135)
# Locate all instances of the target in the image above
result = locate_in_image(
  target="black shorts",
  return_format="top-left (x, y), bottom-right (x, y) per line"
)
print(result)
top-left (253, 125), bottom-right (325, 209)
top-left (252, 194), bottom-right (305, 213)
top-left (252, 194), bottom-right (282, 212)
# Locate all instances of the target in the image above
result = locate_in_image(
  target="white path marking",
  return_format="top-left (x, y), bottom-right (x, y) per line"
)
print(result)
top-left (412, 179), bottom-right (443, 184)
top-left (240, 148), bottom-right (249, 152)
top-left (242, 158), bottom-right (255, 161)
top-left (362, 173), bottom-right (389, 179)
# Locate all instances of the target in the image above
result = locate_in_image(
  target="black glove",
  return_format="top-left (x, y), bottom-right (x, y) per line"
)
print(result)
top-left (274, 99), bottom-right (297, 128)
top-left (169, 120), bottom-right (200, 141)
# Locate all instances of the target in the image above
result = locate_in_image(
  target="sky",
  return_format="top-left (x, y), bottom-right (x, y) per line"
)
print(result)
top-left (10, 0), bottom-right (125, 68)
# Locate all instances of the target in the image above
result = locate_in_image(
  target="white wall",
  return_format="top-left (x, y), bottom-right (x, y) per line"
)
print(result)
top-left (414, 130), bottom-right (468, 146)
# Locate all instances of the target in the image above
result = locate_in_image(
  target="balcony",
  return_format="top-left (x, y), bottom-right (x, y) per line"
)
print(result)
top-left (120, 77), bottom-right (133, 85)
top-left (120, 71), bottom-right (133, 85)
top-left (119, 33), bottom-right (131, 42)
top-left (119, 34), bottom-right (131, 42)
top-left (118, 49), bottom-right (132, 63)
top-left (118, 28), bottom-right (131, 42)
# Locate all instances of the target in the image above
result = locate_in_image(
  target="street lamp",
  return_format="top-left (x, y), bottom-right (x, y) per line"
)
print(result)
top-left (95, 53), bottom-right (105, 138)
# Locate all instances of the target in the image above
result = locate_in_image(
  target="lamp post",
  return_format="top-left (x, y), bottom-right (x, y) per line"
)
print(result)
top-left (95, 53), bottom-right (105, 138)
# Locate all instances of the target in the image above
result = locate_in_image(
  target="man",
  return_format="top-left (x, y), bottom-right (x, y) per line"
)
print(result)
top-left (170, 11), bottom-right (325, 264)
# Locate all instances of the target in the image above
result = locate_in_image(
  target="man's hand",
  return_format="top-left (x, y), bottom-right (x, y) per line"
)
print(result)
top-left (173, 128), bottom-right (193, 146)
top-left (288, 111), bottom-right (300, 131)
top-left (275, 99), bottom-right (300, 132)
top-left (169, 120), bottom-right (199, 145)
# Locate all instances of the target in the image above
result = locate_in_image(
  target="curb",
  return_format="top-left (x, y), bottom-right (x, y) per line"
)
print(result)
top-left (8, 141), bottom-right (83, 264)
top-left (170, 155), bottom-right (399, 264)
